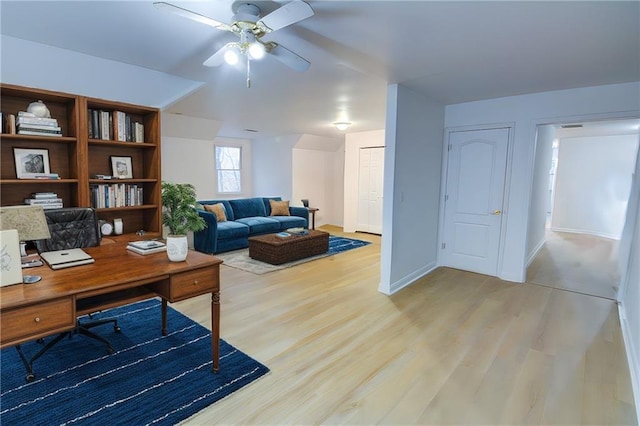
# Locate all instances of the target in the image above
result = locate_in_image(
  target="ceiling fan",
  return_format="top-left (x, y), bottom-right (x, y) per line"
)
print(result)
top-left (154, 1), bottom-right (314, 86)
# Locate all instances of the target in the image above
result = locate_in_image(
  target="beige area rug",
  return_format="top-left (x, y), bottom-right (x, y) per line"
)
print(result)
top-left (215, 235), bottom-right (371, 274)
top-left (215, 249), bottom-right (331, 274)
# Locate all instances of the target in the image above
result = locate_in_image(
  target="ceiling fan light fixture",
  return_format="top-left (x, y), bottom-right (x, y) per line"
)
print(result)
top-left (334, 122), bottom-right (352, 131)
top-left (224, 47), bottom-right (239, 65)
top-left (248, 42), bottom-right (265, 60)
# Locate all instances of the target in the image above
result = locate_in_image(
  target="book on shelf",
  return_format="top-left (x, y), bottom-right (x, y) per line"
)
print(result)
top-left (17, 129), bottom-right (62, 137)
top-left (16, 115), bottom-right (58, 127)
top-left (126, 240), bottom-right (166, 255)
top-left (29, 173), bottom-right (60, 180)
top-left (17, 123), bottom-right (61, 132)
top-left (41, 203), bottom-right (64, 210)
top-left (4, 113), bottom-right (16, 134)
top-left (114, 110), bottom-right (127, 142)
top-left (32, 192), bottom-right (58, 199)
top-left (25, 197), bottom-right (63, 205)
top-left (90, 183), bottom-right (143, 208)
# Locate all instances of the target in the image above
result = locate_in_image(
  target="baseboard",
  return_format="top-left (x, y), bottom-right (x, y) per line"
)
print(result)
top-left (526, 238), bottom-right (546, 267)
top-left (380, 261), bottom-right (438, 295)
top-left (619, 302), bottom-right (640, 421)
top-left (549, 226), bottom-right (620, 241)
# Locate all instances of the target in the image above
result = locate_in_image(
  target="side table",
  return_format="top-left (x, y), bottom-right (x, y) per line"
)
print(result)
top-left (307, 207), bottom-right (318, 230)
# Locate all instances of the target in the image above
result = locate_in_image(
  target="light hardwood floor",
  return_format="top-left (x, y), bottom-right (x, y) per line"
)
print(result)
top-left (527, 230), bottom-right (620, 300)
top-left (173, 225), bottom-right (637, 425)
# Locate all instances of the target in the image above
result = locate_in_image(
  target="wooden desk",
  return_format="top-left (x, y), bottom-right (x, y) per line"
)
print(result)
top-left (307, 207), bottom-right (319, 230)
top-left (0, 241), bottom-right (222, 379)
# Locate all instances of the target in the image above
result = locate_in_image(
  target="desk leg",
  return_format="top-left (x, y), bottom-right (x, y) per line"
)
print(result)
top-left (212, 290), bottom-right (220, 373)
top-left (161, 298), bottom-right (168, 336)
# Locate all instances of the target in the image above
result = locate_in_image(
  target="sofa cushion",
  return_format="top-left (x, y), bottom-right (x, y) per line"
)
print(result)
top-left (269, 200), bottom-right (290, 216)
top-left (262, 197), bottom-right (281, 215)
top-left (270, 215), bottom-right (307, 229)
top-left (236, 216), bottom-right (280, 234)
top-left (216, 221), bottom-right (250, 240)
top-left (199, 200), bottom-right (234, 221)
top-left (203, 203), bottom-right (227, 222)
top-left (229, 198), bottom-right (266, 219)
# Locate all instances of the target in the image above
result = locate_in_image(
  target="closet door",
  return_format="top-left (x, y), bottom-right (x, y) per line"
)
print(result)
top-left (357, 147), bottom-right (384, 234)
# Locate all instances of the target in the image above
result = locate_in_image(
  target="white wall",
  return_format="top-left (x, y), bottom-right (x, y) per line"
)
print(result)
top-left (161, 113), bottom-right (252, 199)
top-left (252, 135), bottom-right (299, 200)
top-left (380, 84), bottom-right (444, 295)
top-left (343, 130), bottom-right (385, 232)
top-left (526, 124), bottom-right (555, 264)
top-left (292, 145), bottom-right (345, 227)
top-left (618, 139), bottom-right (640, 420)
top-left (551, 134), bottom-right (639, 239)
top-left (445, 81), bottom-right (640, 282)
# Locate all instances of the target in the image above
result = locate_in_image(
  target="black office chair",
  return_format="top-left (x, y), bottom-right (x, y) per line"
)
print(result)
top-left (33, 209), bottom-right (119, 352)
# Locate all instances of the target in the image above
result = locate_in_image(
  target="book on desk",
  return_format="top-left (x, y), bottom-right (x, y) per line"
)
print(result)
top-left (126, 240), bottom-right (166, 255)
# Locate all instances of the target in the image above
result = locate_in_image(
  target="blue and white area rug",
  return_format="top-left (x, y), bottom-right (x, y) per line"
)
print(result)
top-left (0, 299), bottom-right (269, 425)
top-left (216, 235), bottom-right (372, 274)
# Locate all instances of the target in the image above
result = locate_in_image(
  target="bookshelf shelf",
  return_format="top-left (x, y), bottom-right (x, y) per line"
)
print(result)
top-left (1, 83), bottom-right (162, 236)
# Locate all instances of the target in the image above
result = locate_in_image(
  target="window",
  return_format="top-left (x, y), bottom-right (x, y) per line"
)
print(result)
top-left (215, 146), bottom-right (242, 193)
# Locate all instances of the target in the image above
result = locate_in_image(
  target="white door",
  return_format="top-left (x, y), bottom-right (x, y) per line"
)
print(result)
top-left (441, 128), bottom-right (509, 276)
top-left (357, 147), bottom-right (384, 234)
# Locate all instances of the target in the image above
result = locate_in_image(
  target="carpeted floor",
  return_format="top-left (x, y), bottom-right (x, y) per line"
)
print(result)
top-left (0, 299), bottom-right (269, 426)
top-left (215, 234), bottom-right (371, 274)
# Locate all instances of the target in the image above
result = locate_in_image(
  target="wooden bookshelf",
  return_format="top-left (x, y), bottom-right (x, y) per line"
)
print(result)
top-left (0, 83), bottom-right (162, 237)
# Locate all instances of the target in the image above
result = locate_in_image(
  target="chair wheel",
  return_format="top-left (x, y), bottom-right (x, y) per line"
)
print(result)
top-left (25, 373), bottom-right (35, 382)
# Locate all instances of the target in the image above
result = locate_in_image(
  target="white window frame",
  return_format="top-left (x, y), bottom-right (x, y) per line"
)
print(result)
top-left (214, 138), bottom-right (252, 197)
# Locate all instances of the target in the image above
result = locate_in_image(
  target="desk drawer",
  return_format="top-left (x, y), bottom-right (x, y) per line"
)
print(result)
top-left (171, 268), bottom-right (217, 300)
top-left (1, 298), bottom-right (75, 346)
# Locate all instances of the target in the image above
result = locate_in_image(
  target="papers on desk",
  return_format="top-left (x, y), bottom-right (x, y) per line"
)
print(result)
top-left (127, 240), bottom-right (166, 255)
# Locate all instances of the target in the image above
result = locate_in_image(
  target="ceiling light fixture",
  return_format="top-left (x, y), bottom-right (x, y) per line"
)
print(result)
top-left (334, 122), bottom-right (352, 131)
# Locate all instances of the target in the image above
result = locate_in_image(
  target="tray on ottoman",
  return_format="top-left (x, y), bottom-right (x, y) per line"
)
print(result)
top-left (248, 230), bottom-right (330, 265)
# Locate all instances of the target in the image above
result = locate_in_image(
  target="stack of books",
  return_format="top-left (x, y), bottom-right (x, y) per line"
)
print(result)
top-left (16, 112), bottom-right (62, 137)
top-left (24, 192), bottom-right (63, 209)
top-left (126, 240), bottom-right (166, 255)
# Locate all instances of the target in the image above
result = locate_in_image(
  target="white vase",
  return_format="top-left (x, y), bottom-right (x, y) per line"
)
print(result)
top-left (166, 235), bottom-right (188, 262)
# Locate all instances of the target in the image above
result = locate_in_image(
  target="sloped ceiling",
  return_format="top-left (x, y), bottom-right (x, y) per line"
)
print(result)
top-left (1, 1), bottom-right (638, 139)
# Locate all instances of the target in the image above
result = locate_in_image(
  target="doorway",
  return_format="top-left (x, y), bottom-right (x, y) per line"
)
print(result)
top-left (527, 119), bottom-right (640, 299)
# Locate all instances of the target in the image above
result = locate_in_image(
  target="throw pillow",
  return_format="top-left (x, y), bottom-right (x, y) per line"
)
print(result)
top-left (270, 200), bottom-right (290, 216)
top-left (204, 203), bottom-right (227, 222)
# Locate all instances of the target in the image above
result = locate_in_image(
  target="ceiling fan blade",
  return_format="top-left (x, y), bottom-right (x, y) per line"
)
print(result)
top-left (258, 1), bottom-right (314, 33)
top-left (153, 2), bottom-right (232, 32)
top-left (268, 43), bottom-right (310, 72)
top-left (203, 43), bottom-right (235, 67)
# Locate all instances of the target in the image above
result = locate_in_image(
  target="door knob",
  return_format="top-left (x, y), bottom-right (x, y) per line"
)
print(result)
top-left (493, 210), bottom-right (502, 215)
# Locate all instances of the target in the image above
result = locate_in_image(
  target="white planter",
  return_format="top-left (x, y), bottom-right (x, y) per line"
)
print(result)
top-left (166, 235), bottom-right (188, 262)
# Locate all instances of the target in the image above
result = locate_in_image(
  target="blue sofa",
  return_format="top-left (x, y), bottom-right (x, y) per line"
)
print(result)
top-left (194, 197), bottom-right (308, 254)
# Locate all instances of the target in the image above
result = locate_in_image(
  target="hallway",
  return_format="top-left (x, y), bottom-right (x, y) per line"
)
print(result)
top-left (527, 230), bottom-right (620, 299)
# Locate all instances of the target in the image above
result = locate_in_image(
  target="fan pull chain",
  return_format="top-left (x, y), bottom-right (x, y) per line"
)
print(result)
top-left (246, 55), bottom-right (251, 88)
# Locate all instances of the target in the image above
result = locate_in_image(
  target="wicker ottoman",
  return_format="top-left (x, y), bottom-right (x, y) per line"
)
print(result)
top-left (248, 230), bottom-right (330, 265)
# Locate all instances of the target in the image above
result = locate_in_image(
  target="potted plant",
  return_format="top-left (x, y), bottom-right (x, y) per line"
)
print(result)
top-left (161, 181), bottom-right (206, 261)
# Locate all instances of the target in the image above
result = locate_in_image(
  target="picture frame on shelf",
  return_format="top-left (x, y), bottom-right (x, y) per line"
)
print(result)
top-left (13, 148), bottom-right (51, 179)
top-left (110, 155), bottom-right (133, 179)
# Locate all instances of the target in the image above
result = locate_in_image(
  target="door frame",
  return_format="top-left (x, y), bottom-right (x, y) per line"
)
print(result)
top-left (437, 123), bottom-right (516, 278)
